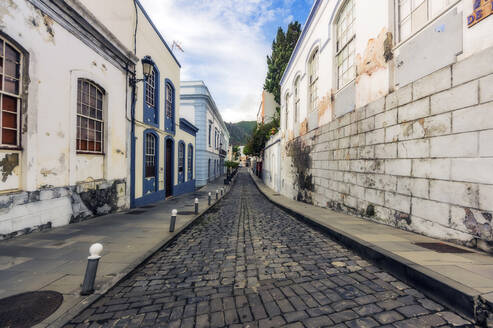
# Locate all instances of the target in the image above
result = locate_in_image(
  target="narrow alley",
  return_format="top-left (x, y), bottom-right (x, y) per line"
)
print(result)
top-left (67, 171), bottom-right (472, 327)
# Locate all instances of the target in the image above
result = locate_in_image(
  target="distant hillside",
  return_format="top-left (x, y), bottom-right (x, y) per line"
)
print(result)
top-left (226, 121), bottom-right (256, 146)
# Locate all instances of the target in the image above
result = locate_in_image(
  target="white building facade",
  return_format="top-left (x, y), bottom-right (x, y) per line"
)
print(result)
top-left (263, 132), bottom-right (282, 193)
top-left (278, 0), bottom-right (493, 252)
top-left (180, 81), bottom-right (230, 187)
top-left (0, 0), bottom-right (136, 237)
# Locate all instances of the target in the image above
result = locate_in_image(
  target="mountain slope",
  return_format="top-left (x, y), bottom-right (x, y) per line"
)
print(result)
top-left (226, 121), bottom-right (256, 146)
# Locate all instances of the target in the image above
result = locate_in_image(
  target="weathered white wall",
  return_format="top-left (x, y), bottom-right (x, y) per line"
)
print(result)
top-left (281, 46), bottom-right (493, 252)
top-left (0, 0), bottom-right (130, 236)
top-left (275, 0), bottom-right (493, 251)
top-left (263, 133), bottom-right (281, 192)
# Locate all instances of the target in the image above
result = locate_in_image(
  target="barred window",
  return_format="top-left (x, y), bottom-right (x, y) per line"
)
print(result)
top-left (294, 77), bottom-right (300, 123)
top-left (145, 68), bottom-right (155, 108)
top-left (178, 142), bottom-right (184, 183)
top-left (336, 0), bottom-right (356, 89)
top-left (178, 143), bottom-right (185, 172)
top-left (77, 79), bottom-right (104, 153)
top-left (0, 37), bottom-right (22, 146)
top-left (398, 0), bottom-right (455, 41)
top-left (145, 133), bottom-right (156, 178)
top-left (166, 83), bottom-right (173, 118)
top-left (309, 49), bottom-right (319, 112)
top-left (188, 144), bottom-right (193, 178)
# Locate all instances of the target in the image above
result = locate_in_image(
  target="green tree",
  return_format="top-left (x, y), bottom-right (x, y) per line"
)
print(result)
top-left (264, 21), bottom-right (302, 104)
top-left (232, 146), bottom-right (240, 160)
top-left (245, 118), bottom-right (280, 157)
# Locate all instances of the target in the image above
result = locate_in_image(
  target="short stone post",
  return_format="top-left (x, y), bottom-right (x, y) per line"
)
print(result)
top-left (215, 190), bottom-right (219, 200)
top-left (194, 198), bottom-right (199, 214)
top-left (220, 188), bottom-right (224, 197)
top-left (208, 192), bottom-right (211, 205)
top-left (169, 209), bottom-right (177, 232)
top-left (81, 243), bottom-right (103, 295)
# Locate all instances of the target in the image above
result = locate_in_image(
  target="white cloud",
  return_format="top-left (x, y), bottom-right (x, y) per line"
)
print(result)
top-left (139, 0), bottom-right (290, 123)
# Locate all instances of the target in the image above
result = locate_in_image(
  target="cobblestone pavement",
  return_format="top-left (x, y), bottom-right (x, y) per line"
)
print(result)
top-left (67, 171), bottom-right (474, 327)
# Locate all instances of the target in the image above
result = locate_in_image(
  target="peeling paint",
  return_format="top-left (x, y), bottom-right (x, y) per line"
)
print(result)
top-left (27, 7), bottom-right (56, 44)
top-left (299, 119), bottom-right (308, 136)
top-left (0, 0), bottom-right (17, 28)
top-left (356, 28), bottom-right (389, 80)
top-left (43, 15), bottom-right (54, 38)
top-left (317, 92), bottom-right (332, 122)
top-left (0, 153), bottom-right (19, 182)
top-left (40, 168), bottom-right (57, 177)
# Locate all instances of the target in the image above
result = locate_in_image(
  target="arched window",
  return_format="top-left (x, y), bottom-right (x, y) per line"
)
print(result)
top-left (145, 133), bottom-right (156, 178)
top-left (294, 76), bottom-right (300, 123)
top-left (178, 141), bottom-right (185, 183)
top-left (1, 36), bottom-right (22, 146)
top-left (165, 81), bottom-right (175, 132)
top-left (187, 144), bottom-right (193, 180)
top-left (284, 93), bottom-right (289, 130)
top-left (336, 0), bottom-right (355, 89)
top-left (308, 49), bottom-right (319, 112)
top-left (77, 79), bottom-right (104, 153)
top-left (143, 57), bottom-right (159, 126)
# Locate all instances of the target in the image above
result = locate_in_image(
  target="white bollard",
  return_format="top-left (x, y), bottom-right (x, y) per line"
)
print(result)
top-left (194, 198), bottom-right (199, 214)
top-left (170, 209), bottom-right (177, 232)
top-left (81, 243), bottom-right (103, 295)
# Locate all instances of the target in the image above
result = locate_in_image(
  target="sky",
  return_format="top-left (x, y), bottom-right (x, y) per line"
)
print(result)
top-left (139, 0), bottom-right (313, 123)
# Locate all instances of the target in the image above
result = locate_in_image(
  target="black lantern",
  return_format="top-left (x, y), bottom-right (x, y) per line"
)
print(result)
top-left (130, 56), bottom-right (153, 85)
top-left (141, 56), bottom-right (153, 79)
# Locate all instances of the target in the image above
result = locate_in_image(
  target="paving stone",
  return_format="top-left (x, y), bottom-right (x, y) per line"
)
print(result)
top-left (374, 310), bottom-right (405, 324)
top-left (283, 310), bottom-right (308, 323)
top-left (396, 304), bottom-right (429, 318)
top-left (329, 309), bottom-right (359, 323)
top-left (345, 317), bottom-right (379, 328)
top-left (353, 303), bottom-right (382, 316)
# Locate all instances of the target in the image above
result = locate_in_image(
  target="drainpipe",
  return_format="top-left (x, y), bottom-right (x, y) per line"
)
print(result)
top-left (130, 70), bottom-right (136, 208)
top-left (130, 0), bottom-right (139, 208)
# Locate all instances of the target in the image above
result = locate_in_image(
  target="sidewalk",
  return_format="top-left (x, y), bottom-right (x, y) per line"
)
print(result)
top-left (250, 170), bottom-right (493, 323)
top-left (0, 176), bottom-right (231, 327)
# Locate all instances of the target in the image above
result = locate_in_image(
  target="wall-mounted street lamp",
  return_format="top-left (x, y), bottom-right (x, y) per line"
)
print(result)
top-left (130, 56), bottom-right (153, 86)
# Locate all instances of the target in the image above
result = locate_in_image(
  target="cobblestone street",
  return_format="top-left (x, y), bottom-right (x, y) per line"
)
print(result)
top-left (67, 171), bottom-right (473, 328)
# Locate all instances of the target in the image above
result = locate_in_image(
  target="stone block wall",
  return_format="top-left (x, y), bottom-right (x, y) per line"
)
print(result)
top-left (284, 46), bottom-right (493, 252)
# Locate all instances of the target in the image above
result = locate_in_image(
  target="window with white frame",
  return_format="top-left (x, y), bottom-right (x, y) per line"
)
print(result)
top-left (0, 37), bottom-right (22, 147)
top-left (336, 0), bottom-right (356, 89)
top-left (77, 79), bottom-right (104, 153)
top-left (145, 67), bottom-right (155, 108)
top-left (398, 0), bottom-right (455, 41)
top-left (294, 77), bottom-right (300, 123)
top-left (308, 49), bottom-right (319, 112)
top-left (165, 82), bottom-right (173, 118)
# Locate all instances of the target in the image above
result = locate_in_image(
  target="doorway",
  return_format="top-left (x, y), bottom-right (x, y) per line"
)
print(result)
top-left (166, 138), bottom-right (173, 197)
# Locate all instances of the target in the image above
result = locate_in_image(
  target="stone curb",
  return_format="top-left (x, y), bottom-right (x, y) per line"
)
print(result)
top-left (248, 170), bottom-right (480, 323)
top-left (47, 181), bottom-right (235, 328)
